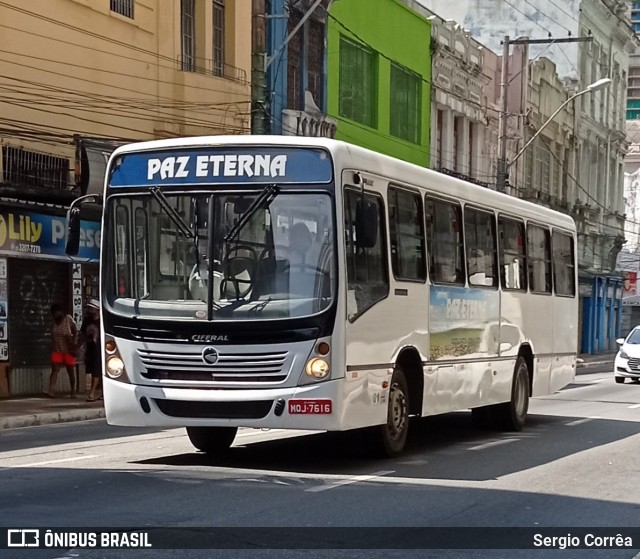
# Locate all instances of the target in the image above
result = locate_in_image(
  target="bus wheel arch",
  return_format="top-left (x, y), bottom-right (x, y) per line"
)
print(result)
top-left (395, 347), bottom-right (424, 417)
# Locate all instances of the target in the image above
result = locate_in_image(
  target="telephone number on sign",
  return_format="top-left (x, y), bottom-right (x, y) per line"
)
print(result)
top-left (288, 399), bottom-right (332, 414)
top-left (15, 244), bottom-right (41, 254)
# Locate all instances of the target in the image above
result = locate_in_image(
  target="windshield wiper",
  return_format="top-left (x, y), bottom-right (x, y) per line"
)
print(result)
top-left (150, 187), bottom-right (193, 238)
top-left (224, 184), bottom-right (279, 245)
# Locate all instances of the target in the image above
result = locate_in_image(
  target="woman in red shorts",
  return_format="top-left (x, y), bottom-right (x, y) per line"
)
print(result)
top-left (46, 303), bottom-right (78, 398)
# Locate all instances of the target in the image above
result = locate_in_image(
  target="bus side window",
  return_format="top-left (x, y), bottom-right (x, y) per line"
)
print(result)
top-left (527, 224), bottom-right (552, 294)
top-left (552, 231), bottom-right (576, 297)
top-left (498, 217), bottom-right (527, 291)
top-left (425, 197), bottom-right (465, 285)
top-left (388, 186), bottom-right (426, 282)
top-left (345, 188), bottom-right (389, 321)
top-left (464, 207), bottom-right (498, 288)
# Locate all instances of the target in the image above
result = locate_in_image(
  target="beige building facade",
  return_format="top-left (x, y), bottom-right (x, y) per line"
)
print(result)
top-left (0, 0), bottom-right (251, 396)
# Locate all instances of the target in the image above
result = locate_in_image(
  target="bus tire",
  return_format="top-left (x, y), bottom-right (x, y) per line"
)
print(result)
top-left (377, 367), bottom-right (409, 457)
top-left (186, 426), bottom-right (238, 454)
top-left (495, 356), bottom-right (530, 431)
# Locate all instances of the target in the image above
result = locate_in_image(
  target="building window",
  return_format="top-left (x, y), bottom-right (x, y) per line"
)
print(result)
top-left (2, 146), bottom-right (69, 190)
top-left (212, 0), bottom-right (225, 77)
top-left (287, 9), bottom-right (303, 110)
top-left (390, 63), bottom-right (421, 144)
top-left (110, 0), bottom-right (134, 19)
top-left (339, 37), bottom-right (376, 128)
top-left (308, 18), bottom-right (325, 110)
top-left (181, 0), bottom-right (195, 72)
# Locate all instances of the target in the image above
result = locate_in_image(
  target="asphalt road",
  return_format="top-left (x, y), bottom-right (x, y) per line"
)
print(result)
top-left (1, 369), bottom-right (639, 559)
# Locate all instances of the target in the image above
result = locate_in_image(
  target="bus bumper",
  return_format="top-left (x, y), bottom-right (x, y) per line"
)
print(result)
top-left (103, 377), bottom-right (360, 431)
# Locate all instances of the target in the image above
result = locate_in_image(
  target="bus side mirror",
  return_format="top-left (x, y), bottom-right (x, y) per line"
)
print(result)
top-left (66, 207), bottom-right (81, 256)
top-left (355, 199), bottom-right (378, 248)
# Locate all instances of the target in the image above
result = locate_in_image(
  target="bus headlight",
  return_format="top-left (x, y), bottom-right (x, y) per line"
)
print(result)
top-left (106, 356), bottom-right (126, 379)
top-left (305, 357), bottom-right (330, 379)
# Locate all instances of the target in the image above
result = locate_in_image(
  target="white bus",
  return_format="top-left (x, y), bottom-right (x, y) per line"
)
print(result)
top-left (66, 136), bottom-right (578, 457)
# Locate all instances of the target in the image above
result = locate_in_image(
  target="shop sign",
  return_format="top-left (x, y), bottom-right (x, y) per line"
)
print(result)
top-left (0, 210), bottom-right (100, 260)
top-left (623, 271), bottom-right (637, 296)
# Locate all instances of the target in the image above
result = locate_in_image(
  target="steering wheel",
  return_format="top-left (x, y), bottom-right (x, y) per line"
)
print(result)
top-left (221, 245), bottom-right (257, 300)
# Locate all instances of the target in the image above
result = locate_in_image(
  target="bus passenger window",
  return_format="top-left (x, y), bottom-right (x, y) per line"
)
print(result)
top-left (552, 231), bottom-right (575, 297)
top-left (464, 207), bottom-right (497, 288)
top-left (498, 217), bottom-right (526, 291)
top-left (527, 225), bottom-right (552, 294)
top-left (388, 186), bottom-right (426, 282)
top-left (425, 198), bottom-right (465, 285)
top-left (345, 189), bottom-right (388, 320)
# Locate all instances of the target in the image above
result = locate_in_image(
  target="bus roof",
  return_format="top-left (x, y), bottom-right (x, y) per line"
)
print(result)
top-left (111, 135), bottom-right (576, 232)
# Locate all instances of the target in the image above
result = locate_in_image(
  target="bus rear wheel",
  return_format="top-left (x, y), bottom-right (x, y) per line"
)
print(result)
top-left (377, 367), bottom-right (409, 457)
top-left (495, 356), bottom-right (530, 431)
top-left (186, 426), bottom-right (238, 454)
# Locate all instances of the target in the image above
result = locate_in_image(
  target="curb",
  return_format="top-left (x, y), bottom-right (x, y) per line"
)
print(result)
top-left (577, 360), bottom-right (614, 368)
top-left (0, 408), bottom-right (105, 430)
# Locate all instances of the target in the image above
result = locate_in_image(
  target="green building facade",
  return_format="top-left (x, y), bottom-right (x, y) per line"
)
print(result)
top-left (327, 0), bottom-right (432, 167)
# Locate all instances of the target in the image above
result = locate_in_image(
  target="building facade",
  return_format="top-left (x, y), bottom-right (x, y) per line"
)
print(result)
top-left (326, 0), bottom-right (432, 166)
top-left (0, 0), bottom-right (252, 396)
top-left (256, 0), bottom-right (335, 138)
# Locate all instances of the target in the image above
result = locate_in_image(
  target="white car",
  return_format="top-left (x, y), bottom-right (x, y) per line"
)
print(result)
top-left (614, 328), bottom-right (640, 383)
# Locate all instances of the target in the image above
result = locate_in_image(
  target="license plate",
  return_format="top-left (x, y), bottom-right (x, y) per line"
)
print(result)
top-left (288, 399), bottom-right (332, 414)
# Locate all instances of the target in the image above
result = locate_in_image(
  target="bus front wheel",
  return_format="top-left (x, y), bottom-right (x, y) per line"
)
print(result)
top-left (377, 367), bottom-right (409, 457)
top-left (186, 426), bottom-right (238, 454)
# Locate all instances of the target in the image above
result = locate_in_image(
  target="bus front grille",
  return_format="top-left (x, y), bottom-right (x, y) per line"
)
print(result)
top-left (153, 398), bottom-right (274, 419)
top-left (137, 348), bottom-right (290, 383)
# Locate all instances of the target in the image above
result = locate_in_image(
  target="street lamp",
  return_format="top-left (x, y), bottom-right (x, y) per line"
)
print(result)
top-left (507, 78), bottom-right (612, 171)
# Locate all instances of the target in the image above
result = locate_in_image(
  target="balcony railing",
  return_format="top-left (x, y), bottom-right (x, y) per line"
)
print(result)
top-left (282, 109), bottom-right (337, 138)
top-left (1, 145), bottom-right (71, 190)
top-left (177, 56), bottom-right (248, 84)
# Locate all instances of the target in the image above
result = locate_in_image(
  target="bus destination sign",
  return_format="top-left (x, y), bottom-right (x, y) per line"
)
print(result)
top-left (109, 147), bottom-right (333, 187)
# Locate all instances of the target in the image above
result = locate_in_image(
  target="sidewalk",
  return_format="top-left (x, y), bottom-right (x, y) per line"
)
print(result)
top-left (0, 396), bottom-right (104, 430)
top-left (577, 351), bottom-right (616, 368)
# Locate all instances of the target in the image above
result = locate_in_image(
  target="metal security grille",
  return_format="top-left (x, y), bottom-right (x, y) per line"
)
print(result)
top-left (307, 18), bottom-right (325, 110)
top-left (110, 0), bottom-right (134, 19)
top-left (212, 0), bottom-right (225, 77)
top-left (2, 146), bottom-right (70, 190)
top-left (181, 0), bottom-right (195, 71)
top-left (287, 9), bottom-right (303, 110)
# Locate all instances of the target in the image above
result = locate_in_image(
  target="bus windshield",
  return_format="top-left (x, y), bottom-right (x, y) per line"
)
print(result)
top-left (107, 189), bottom-right (335, 321)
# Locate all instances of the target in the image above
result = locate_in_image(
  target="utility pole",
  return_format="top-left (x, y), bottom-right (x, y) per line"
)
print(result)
top-left (496, 35), bottom-right (510, 193)
top-left (495, 36), bottom-right (593, 194)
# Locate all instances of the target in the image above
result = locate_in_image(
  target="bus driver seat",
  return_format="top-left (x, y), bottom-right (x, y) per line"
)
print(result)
top-left (289, 222), bottom-right (313, 266)
top-left (289, 222), bottom-right (315, 297)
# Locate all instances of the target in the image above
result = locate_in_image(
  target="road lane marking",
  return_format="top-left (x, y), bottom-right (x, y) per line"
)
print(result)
top-left (1, 455), bottom-right (99, 469)
top-left (628, 403), bottom-right (640, 409)
top-left (306, 470), bottom-right (394, 492)
top-left (467, 439), bottom-right (518, 451)
top-left (565, 417), bottom-right (600, 426)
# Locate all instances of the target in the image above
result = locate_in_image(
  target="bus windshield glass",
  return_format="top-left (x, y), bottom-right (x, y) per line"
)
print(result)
top-left (107, 189), bottom-right (335, 321)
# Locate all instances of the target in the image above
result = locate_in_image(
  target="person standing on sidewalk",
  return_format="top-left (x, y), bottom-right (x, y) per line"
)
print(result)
top-left (80, 299), bottom-right (102, 402)
top-left (46, 303), bottom-right (77, 398)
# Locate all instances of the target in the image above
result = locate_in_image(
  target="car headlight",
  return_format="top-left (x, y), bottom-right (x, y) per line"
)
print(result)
top-left (619, 350), bottom-right (630, 360)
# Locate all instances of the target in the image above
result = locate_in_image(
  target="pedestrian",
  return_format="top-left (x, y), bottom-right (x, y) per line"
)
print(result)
top-left (46, 303), bottom-right (77, 398)
top-left (80, 299), bottom-right (102, 401)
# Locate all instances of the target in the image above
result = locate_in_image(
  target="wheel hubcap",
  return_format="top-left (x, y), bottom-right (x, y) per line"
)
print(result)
top-left (387, 382), bottom-right (407, 440)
